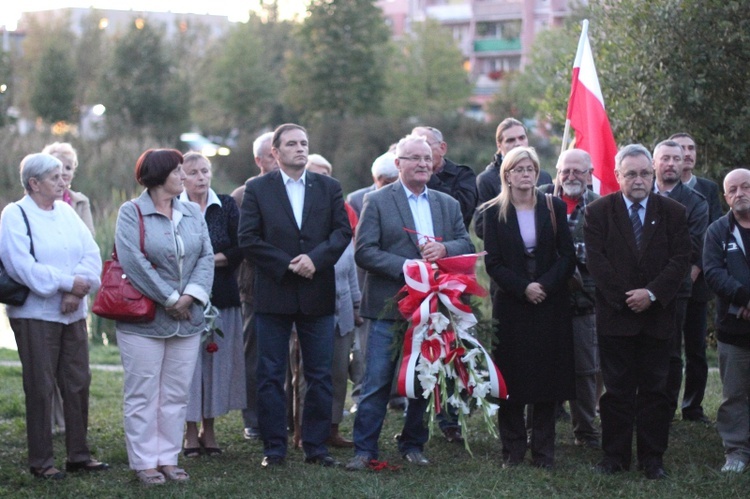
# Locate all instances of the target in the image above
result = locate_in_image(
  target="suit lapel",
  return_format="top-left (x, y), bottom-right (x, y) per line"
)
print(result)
top-left (300, 172), bottom-right (315, 229)
top-left (391, 182), bottom-right (420, 249)
top-left (429, 190), bottom-right (444, 241)
top-left (640, 195), bottom-right (660, 251)
top-left (270, 171), bottom-right (299, 231)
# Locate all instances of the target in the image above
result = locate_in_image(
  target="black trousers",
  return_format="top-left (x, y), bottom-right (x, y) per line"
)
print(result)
top-left (499, 399), bottom-right (556, 466)
top-left (599, 333), bottom-right (671, 469)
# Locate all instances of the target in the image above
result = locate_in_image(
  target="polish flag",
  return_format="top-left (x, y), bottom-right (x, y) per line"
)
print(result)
top-left (566, 20), bottom-right (619, 195)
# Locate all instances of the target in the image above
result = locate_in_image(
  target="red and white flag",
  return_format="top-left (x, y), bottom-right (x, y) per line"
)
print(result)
top-left (566, 20), bottom-right (619, 195)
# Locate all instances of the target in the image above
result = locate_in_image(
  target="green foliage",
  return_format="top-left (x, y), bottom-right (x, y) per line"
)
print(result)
top-left (100, 20), bottom-right (189, 141)
top-left (202, 14), bottom-right (291, 131)
top-left (384, 20), bottom-right (472, 120)
top-left (285, 0), bottom-right (391, 120)
top-left (509, 0), bottom-right (750, 179)
top-left (30, 44), bottom-right (77, 124)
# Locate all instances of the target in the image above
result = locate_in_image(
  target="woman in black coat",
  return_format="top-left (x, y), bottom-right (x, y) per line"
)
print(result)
top-left (480, 147), bottom-right (576, 468)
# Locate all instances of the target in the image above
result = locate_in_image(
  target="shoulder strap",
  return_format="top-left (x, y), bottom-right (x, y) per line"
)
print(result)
top-left (545, 193), bottom-right (557, 237)
top-left (16, 205), bottom-right (35, 260)
top-left (113, 201), bottom-right (146, 261)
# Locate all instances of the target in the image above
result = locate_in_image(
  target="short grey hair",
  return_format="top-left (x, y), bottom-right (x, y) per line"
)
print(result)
top-left (652, 139), bottom-right (684, 159)
top-left (395, 134), bottom-right (430, 158)
top-left (412, 126), bottom-right (444, 143)
top-left (371, 152), bottom-right (398, 179)
top-left (615, 144), bottom-right (652, 171)
top-left (253, 131), bottom-right (274, 158)
top-left (20, 153), bottom-right (62, 193)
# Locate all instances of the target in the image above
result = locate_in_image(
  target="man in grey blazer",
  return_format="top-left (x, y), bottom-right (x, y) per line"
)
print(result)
top-left (345, 134), bottom-right (474, 470)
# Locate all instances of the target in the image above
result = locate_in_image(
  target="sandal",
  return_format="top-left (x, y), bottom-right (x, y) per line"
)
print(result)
top-left (198, 436), bottom-right (222, 456)
top-left (159, 466), bottom-right (189, 482)
top-left (203, 446), bottom-right (223, 456)
top-left (135, 469), bottom-right (165, 485)
top-left (30, 466), bottom-right (65, 480)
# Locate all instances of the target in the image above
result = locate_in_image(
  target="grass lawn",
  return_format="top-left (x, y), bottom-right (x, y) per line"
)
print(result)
top-left (0, 346), bottom-right (747, 498)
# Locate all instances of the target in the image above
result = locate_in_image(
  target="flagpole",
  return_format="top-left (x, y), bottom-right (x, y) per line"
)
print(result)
top-left (556, 20), bottom-right (588, 196)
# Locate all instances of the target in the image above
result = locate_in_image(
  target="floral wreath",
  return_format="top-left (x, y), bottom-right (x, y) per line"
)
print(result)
top-left (393, 253), bottom-right (508, 454)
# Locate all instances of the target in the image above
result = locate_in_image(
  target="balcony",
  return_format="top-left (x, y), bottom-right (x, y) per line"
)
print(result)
top-left (473, 38), bottom-right (521, 52)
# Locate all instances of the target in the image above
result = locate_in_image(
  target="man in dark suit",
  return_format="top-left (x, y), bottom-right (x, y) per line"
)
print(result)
top-left (670, 131), bottom-right (723, 422)
top-left (238, 123), bottom-right (352, 468)
top-left (651, 140), bottom-right (710, 423)
top-left (475, 117), bottom-right (553, 239)
top-left (345, 134), bottom-right (474, 470)
top-left (584, 144), bottom-right (691, 479)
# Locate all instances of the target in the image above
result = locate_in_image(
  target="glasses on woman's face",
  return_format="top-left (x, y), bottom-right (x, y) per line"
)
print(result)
top-left (509, 165), bottom-right (536, 175)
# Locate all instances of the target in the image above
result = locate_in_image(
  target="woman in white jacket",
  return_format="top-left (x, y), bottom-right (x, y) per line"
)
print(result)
top-left (0, 153), bottom-right (105, 480)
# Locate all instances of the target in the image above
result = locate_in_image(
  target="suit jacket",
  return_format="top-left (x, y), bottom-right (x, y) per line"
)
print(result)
top-left (663, 182), bottom-right (709, 298)
top-left (689, 175), bottom-right (723, 301)
top-left (690, 176), bottom-right (723, 224)
top-left (346, 184), bottom-right (376, 217)
top-left (237, 169), bottom-right (352, 316)
top-left (584, 193), bottom-right (691, 339)
top-left (355, 181), bottom-right (474, 320)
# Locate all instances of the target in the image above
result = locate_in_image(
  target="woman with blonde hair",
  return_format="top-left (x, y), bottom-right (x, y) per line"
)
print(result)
top-left (479, 146), bottom-right (576, 469)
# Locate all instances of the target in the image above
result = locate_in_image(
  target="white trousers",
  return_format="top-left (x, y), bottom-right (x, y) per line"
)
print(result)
top-left (117, 331), bottom-right (200, 470)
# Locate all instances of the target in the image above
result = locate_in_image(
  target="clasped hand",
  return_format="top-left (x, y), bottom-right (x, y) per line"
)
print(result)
top-left (524, 282), bottom-right (546, 304)
top-left (166, 294), bottom-right (194, 321)
top-left (625, 288), bottom-right (652, 313)
top-left (289, 254), bottom-right (316, 279)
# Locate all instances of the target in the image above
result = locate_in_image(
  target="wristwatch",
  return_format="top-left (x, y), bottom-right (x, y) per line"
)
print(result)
top-left (646, 290), bottom-right (656, 302)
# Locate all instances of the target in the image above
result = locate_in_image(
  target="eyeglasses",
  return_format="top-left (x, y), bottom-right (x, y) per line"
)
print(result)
top-left (398, 156), bottom-right (432, 164)
top-left (559, 168), bottom-right (589, 177)
top-left (620, 170), bottom-right (655, 180)
top-left (509, 166), bottom-right (536, 175)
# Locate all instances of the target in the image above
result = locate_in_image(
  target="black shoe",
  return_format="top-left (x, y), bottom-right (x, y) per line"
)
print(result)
top-left (593, 461), bottom-right (625, 475)
top-left (683, 413), bottom-right (711, 424)
top-left (441, 427), bottom-right (464, 444)
top-left (304, 454), bottom-right (340, 467)
top-left (643, 464), bottom-right (668, 480)
top-left (65, 459), bottom-right (110, 472)
top-left (30, 466), bottom-right (66, 480)
top-left (261, 456), bottom-right (286, 469)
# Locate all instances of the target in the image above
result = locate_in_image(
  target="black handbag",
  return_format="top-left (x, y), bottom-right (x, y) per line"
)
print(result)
top-left (0, 205), bottom-right (35, 306)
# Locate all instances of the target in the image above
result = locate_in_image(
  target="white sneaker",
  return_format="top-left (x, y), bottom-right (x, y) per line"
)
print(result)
top-left (721, 458), bottom-right (747, 473)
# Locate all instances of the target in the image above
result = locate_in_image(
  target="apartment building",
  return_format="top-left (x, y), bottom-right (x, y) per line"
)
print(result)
top-left (378, 0), bottom-right (579, 110)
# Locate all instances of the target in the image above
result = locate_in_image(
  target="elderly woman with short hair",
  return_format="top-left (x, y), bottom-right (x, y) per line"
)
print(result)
top-left (0, 153), bottom-right (106, 480)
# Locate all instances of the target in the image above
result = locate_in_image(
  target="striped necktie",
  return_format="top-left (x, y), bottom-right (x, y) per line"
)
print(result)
top-left (630, 203), bottom-right (643, 249)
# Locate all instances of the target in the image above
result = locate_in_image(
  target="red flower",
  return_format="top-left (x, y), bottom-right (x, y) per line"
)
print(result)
top-left (421, 338), bottom-right (442, 363)
top-left (206, 342), bottom-right (219, 353)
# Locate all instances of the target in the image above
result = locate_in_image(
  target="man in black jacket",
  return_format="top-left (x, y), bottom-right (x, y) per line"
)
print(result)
top-left (475, 118), bottom-right (552, 238)
top-left (670, 132), bottom-right (723, 423)
top-left (651, 140), bottom-right (709, 423)
top-left (412, 126), bottom-right (477, 230)
top-left (703, 168), bottom-right (750, 474)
